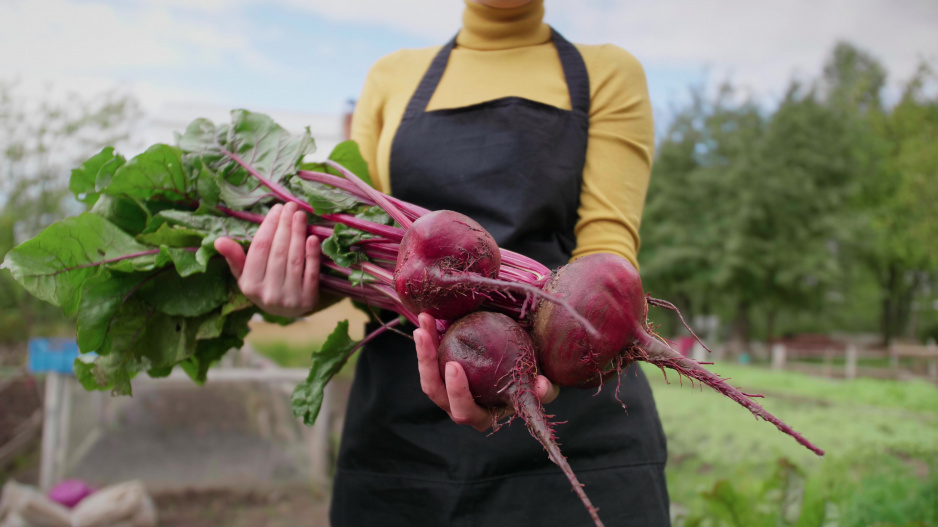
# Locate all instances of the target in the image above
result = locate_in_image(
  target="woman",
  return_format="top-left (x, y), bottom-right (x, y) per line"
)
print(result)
top-left (216, 0), bottom-right (669, 524)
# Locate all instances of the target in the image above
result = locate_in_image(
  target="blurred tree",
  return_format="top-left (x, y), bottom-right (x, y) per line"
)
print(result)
top-left (819, 42), bottom-right (938, 343)
top-left (643, 41), bottom-right (938, 349)
top-left (642, 80), bottom-right (857, 353)
top-left (861, 64), bottom-right (938, 344)
top-left (0, 81), bottom-right (141, 346)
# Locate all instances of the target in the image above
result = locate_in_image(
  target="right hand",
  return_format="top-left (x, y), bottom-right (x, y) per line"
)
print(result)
top-left (214, 202), bottom-right (321, 318)
top-left (413, 313), bottom-right (559, 432)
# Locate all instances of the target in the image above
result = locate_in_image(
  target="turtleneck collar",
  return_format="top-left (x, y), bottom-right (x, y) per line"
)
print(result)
top-left (457, 0), bottom-right (551, 50)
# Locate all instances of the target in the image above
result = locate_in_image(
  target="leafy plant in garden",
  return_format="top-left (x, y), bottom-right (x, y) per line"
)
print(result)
top-left (3, 110), bottom-right (383, 397)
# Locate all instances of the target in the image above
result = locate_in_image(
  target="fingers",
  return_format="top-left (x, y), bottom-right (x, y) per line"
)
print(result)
top-left (414, 324), bottom-right (450, 413)
top-left (444, 362), bottom-right (491, 432)
top-left (283, 209), bottom-right (308, 306)
top-left (214, 237), bottom-right (246, 280)
top-left (301, 236), bottom-right (320, 311)
top-left (535, 375), bottom-right (560, 404)
top-left (262, 201), bottom-right (298, 298)
top-left (240, 204), bottom-right (283, 295)
top-left (418, 313), bottom-right (440, 347)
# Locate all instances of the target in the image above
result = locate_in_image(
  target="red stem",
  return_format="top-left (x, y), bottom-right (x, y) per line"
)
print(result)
top-left (221, 149), bottom-right (316, 214)
top-left (324, 160), bottom-right (413, 229)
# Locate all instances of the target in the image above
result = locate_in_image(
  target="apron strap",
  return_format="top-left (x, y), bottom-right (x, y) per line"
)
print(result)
top-left (550, 28), bottom-right (591, 117)
top-left (402, 35), bottom-right (458, 120)
top-left (402, 28), bottom-right (591, 120)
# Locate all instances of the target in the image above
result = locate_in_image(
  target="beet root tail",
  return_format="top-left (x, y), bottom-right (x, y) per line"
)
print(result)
top-left (634, 334), bottom-right (825, 457)
top-left (513, 388), bottom-right (605, 527)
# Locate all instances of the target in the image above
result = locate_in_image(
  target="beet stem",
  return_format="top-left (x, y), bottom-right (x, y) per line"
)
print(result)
top-left (221, 149), bottom-right (316, 214)
top-left (635, 334), bottom-right (825, 456)
top-left (512, 387), bottom-right (605, 527)
top-left (324, 160), bottom-right (414, 229)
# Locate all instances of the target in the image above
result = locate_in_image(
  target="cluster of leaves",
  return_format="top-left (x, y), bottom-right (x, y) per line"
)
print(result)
top-left (1, 110), bottom-right (375, 396)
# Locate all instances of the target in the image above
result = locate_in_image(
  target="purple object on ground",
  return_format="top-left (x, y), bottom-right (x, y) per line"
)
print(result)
top-left (49, 480), bottom-right (94, 508)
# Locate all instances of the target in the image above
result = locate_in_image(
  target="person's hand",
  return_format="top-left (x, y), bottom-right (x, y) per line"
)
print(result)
top-left (214, 202), bottom-right (321, 318)
top-left (413, 313), bottom-right (559, 432)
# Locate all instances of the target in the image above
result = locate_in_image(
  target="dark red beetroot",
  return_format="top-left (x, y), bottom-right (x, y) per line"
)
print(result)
top-left (531, 253), bottom-right (825, 456)
top-left (394, 210), bottom-right (501, 320)
top-left (438, 311), bottom-right (605, 527)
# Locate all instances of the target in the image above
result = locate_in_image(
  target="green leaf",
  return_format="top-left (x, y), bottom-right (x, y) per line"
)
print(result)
top-left (135, 222), bottom-right (204, 248)
top-left (74, 353), bottom-right (137, 396)
top-left (104, 144), bottom-right (193, 203)
top-left (177, 118), bottom-right (224, 159)
top-left (348, 269), bottom-right (375, 287)
top-left (90, 195), bottom-right (149, 235)
top-left (1, 213), bottom-right (155, 315)
top-left (225, 110), bottom-right (316, 184)
top-left (260, 312), bottom-right (296, 326)
top-left (285, 177), bottom-right (360, 215)
top-left (70, 147), bottom-right (125, 204)
top-left (218, 179), bottom-right (274, 208)
top-left (138, 260), bottom-right (229, 317)
top-left (181, 336), bottom-right (242, 385)
top-left (94, 155), bottom-right (129, 194)
top-left (329, 140), bottom-right (373, 188)
top-left (144, 209), bottom-right (258, 240)
top-left (355, 205), bottom-right (393, 226)
top-left (291, 320), bottom-right (359, 425)
top-left (76, 270), bottom-right (152, 353)
top-left (196, 164), bottom-right (221, 208)
top-left (321, 223), bottom-right (367, 268)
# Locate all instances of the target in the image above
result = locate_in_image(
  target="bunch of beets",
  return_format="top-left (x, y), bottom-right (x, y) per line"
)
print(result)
top-left (2, 111), bottom-right (823, 527)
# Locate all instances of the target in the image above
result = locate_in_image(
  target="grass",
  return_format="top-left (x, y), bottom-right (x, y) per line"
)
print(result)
top-left (642, 362), bottom-right (938, 526)
top-left (245, 336), bottom-right (938, 525)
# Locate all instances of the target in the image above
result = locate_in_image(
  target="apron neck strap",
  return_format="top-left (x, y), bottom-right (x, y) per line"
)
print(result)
top-left (402, 27), bottom-right (591, 119)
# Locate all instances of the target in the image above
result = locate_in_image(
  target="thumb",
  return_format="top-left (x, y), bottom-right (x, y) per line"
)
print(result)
top-left (535, 375), bottom-right (560, 405)
top-left (214, 237), bottom-right (246, 280)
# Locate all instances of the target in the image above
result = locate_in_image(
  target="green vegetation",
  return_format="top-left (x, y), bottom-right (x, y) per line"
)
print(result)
top-left (643, 363), bottom-right (938, 526)
top-left (641, 42), bottom-right (938, 349)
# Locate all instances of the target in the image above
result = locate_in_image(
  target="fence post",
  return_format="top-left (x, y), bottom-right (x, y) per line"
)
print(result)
top-left (307, 382), bottom-right (334, 486)
top-left (890, 343), bottom-right (898, 370)
top-left (771, 343), bottom-right (786, 370)
top-left (928, 339), bottom-right (937, 382)
top-left (39, 372), bottom-right (64, 490)
top-left (845, 344), bottom-right (858, 380)
top-left (691, 342), bottom-right (707, 363)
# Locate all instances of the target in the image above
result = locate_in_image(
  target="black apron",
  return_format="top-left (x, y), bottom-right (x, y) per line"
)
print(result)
top-left (332, 29), bottom-right (670, 527)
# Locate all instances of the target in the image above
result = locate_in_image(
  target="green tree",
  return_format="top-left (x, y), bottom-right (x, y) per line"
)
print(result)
top-left (642, 79), bottom-right (857, 352)
top-left (0, 81), bottom-right (141, 346)
top-left (859, 64), bottom-right (938, 343)
top-left (819, 42), bottom-right (938, 343)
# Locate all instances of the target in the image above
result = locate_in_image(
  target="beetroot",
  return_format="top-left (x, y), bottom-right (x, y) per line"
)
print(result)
top-left (394, 210), bottom-right (601, 338)
top-left (438, 311), bottom-right (605, 527)
top-left (531, 253), bottom-right (825, 456)
top-left (394, 210), bottom-right (501, 320)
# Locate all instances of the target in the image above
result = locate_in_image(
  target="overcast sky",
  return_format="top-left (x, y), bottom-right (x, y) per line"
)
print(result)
top-left (2, 0), bottom-right (936, 129)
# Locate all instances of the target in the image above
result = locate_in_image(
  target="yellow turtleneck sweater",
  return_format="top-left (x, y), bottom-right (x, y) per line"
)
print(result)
top-left (351, 0), bottom-right (654, 268)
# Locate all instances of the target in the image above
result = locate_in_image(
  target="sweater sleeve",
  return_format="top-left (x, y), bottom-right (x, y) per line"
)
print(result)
top-left (350, 56), bottom-right (389, 194)
top-left (572, 45), bottom-right (655, 269)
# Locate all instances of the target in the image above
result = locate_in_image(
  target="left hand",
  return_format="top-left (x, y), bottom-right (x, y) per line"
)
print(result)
top-left (413, 313), bottom-right (559, 432)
